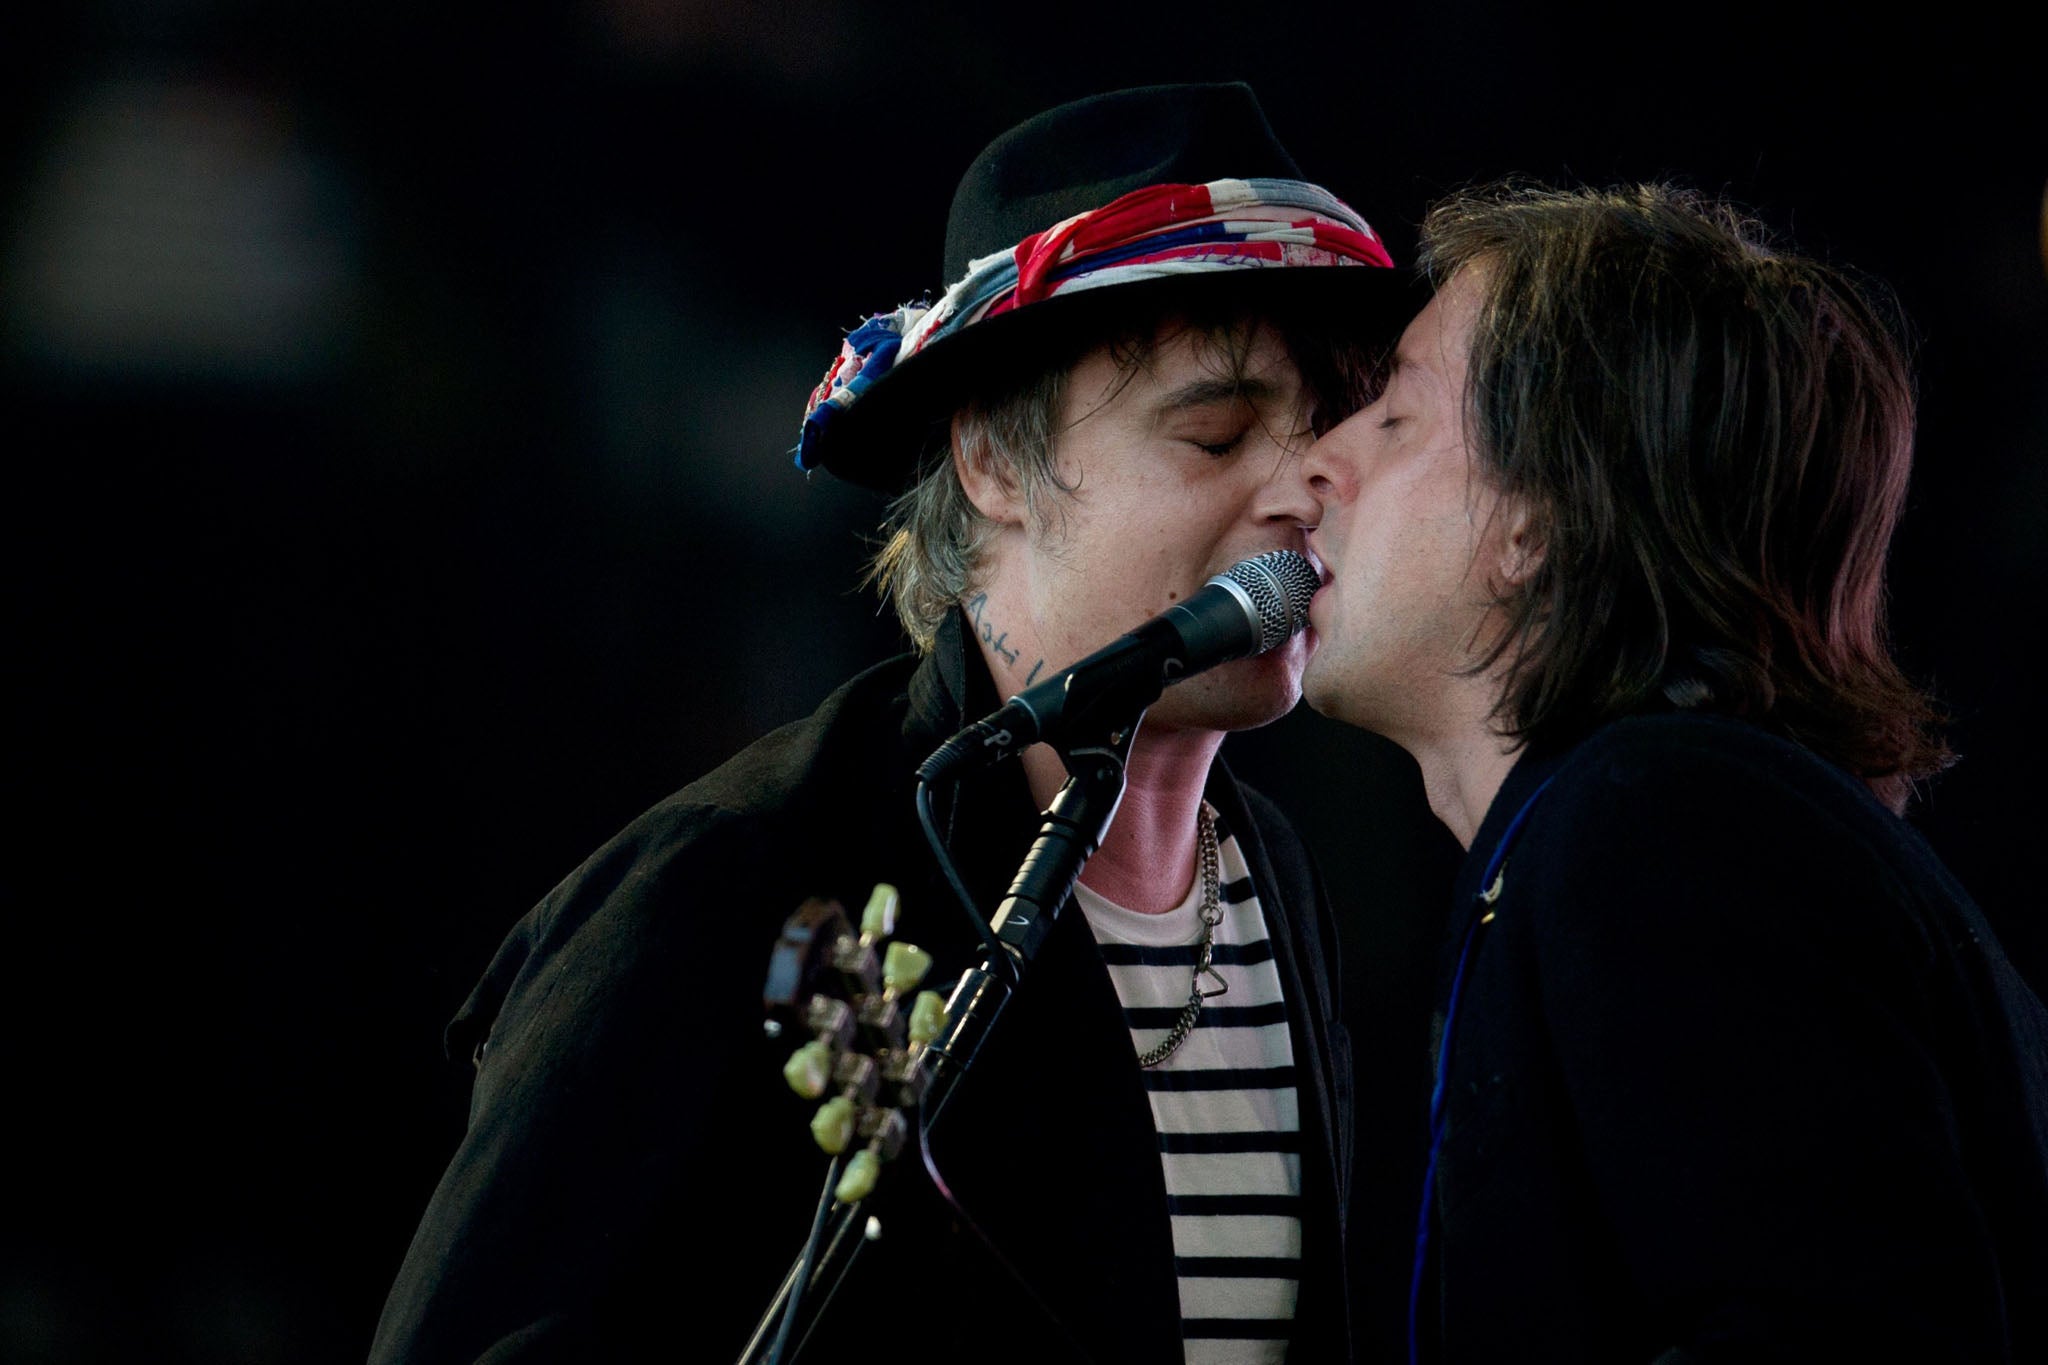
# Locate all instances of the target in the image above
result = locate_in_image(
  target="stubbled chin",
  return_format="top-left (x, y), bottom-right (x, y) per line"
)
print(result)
top-left (1253, 629), bottom-right (1315, 682)
top-left (1234, 632), bottom-right (1311, 683)
top-left (1204, 642), bottom-right (1302, 724)
top-left (1149, 643), bottom-right (1307, 733)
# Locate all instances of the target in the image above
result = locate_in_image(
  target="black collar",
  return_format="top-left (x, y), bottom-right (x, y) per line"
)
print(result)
top-left (903, 608), bottom-right (1002, 755)
top-left (1441, 739), bottom-right (1579, 981)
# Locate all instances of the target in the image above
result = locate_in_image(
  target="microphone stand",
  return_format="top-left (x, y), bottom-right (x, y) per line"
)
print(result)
top-left (738, 721), bottom-right (1139, 1365)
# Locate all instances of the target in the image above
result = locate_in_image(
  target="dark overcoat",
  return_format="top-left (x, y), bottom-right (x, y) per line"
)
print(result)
top-left (370, 611), bottom-right (1356, 1364)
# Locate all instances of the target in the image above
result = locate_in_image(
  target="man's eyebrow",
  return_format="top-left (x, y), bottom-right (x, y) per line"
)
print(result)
top-left (1151, 375), bottom-right (1280, 418)
top-left (1360, 349), bottom-right (1410, 402)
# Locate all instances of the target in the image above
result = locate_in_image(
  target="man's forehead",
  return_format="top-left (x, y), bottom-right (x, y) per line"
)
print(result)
top-left (1387, 300), bottom-right (1460, 393)
top-left (1085, 320), bottom-right (1301, 402)
top-left (1397, 268), bottom-right (1486, 384)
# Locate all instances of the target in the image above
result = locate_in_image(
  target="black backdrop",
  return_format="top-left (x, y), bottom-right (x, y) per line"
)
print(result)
top-left (4, 5), bottom-right (2043, 1361)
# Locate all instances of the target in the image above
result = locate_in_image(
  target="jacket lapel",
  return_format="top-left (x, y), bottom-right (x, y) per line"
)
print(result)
top-left (884, 613), bottom-right (1186, 1362)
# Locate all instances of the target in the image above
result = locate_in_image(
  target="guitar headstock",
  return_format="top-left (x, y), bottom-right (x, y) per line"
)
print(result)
top-left (763, 884), bottom-right (948, 1204)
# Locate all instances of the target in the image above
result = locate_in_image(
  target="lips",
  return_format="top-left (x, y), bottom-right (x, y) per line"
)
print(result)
top-left (1301, 535), bottom-right (1333, 590)
top-left (1295, 540), bottom-right (1328, 584)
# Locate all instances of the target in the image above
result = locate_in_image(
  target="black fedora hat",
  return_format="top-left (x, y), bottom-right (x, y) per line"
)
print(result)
top-left (797, 82), bottom-right (1423, 491)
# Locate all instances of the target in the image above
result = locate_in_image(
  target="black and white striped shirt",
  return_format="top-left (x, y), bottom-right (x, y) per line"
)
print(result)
top-left (1072, 806), bottom-right (1300, 1364)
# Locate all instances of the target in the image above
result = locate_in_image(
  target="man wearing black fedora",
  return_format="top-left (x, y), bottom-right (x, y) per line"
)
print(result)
top-left (370, 83), bottom-right (1420, 1364)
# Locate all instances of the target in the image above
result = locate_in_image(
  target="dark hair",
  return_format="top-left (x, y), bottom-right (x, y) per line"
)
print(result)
top-left (870, 291), bottom-right (1378, 651)
top-left (1421, 182), bottom-right (1949, 811)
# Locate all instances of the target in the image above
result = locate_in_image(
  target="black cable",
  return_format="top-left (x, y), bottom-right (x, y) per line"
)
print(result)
top-left (914, 1087), bottom-right (1092, 1359)
top-left (765, 1153), bottom-right (846, 1365)
top-left (916, 778), bottom-right (1018, 985)
top-left (784, 1201), bottom-right (874, 1362)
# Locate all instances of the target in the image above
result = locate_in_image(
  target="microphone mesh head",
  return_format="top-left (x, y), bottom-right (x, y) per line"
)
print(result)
top-left (1220, 550), bottom-right (1322, 653)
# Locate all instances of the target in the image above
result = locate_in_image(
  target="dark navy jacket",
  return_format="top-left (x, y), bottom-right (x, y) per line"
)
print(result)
top-left (1427, 714), bottom-right (2048, 1364)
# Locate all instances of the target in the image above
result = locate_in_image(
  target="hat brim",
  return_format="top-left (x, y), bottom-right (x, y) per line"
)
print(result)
top-left (810, 265), bottom-right (1433, 492)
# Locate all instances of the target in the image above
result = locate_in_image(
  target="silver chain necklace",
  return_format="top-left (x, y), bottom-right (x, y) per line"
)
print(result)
top-left (1137, 802), bottom-right (1228, 1069)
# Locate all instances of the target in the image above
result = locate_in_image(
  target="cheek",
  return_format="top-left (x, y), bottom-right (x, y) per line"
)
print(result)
top-left (1322, 486), bottom-right (1377, 553)
top-left (1341, 496), bottom-right (1408, 573)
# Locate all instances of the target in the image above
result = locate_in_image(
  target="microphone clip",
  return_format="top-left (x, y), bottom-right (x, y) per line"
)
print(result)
top-left (985, 717), bottom-right (1138, 968)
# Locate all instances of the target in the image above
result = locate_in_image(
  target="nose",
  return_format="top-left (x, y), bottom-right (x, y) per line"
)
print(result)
top-left (1253, 439), bottom-right (1324, 530)
top-left (1300, 417), bottom-right (1363, 510)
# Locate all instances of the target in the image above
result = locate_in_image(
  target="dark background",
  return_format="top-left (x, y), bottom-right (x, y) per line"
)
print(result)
top-left (3, 5), bottom-right (2042, 1361)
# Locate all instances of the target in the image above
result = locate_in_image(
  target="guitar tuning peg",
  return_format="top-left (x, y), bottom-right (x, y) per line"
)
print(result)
top-left (881, 941), bottom-right (932, 995)
top-left (782, 1039), bottom-right (834, 1099)
top-left (826, 936), bottom-right (880, 991)
top-left (858, 883), bottom-right (900, 941)
top-left (834, 1105), bottom-right (908, 1202)
top-left (810, 1095), bottom-right (856, 1155)
top-left (831, 1051), bottom-right (879, 1105)
top-left (834, 1147), bottom-right (881, 1203)
top-left (908, 990), bottom-right (948, 1047)
top-left (804, 995), bottom-right (855, 1050)
top-left (855, 993), bottom-right (902, 1039)
top-left (857, 1107), bottom-right (908, 1161)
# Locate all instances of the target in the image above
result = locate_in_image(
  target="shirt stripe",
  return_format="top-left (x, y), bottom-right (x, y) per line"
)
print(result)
top-left (1096, 938), bottom-right (1276, 968)
top-left (1168, 1193), bottom-right (1302, 1218)
top-left (1184, 1318), bottom-right (1301, 1340)
top-left (1175, 1255), bottom-right (1303, 1278)
top-left (1158, 1129), bottom-right (1303, 1154)
top-left (1142, 1065), bottom-right (1296, 1093)
top-left (1123, 1000), bottom-right (1291, 1030)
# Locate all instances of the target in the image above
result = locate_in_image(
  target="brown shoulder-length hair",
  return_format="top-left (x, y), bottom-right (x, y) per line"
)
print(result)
top-left (1421, 183), bottom-right (1949, 811)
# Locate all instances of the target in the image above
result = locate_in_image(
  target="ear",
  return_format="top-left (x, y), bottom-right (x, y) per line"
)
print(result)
top-left (950, 413), bottom-right (1026, 527)
top-left (1493, 493), bottom-right (1545, 589)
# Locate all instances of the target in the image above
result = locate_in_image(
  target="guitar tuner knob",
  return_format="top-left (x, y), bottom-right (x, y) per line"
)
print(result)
top-left (810, 1095), bottom-right (856, 1155)
top-left (782, 1040), bottom-right (834, 1100)
top-left (881, 941), bottom-right (932, 995)
top-left (907, 990), bottom-right (948, 1047)
top-left (834, 1148), bottom-right (880, 1204)
top-left (858, 883), bottom-right (900, 940)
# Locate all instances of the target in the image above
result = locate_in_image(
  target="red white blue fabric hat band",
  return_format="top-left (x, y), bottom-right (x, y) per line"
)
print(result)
top-left (797, 176), bottom-right (1394, 473)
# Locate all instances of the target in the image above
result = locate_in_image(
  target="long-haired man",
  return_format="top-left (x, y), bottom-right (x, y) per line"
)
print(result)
top-left (1302, 183), bottom-right (2048, 1363)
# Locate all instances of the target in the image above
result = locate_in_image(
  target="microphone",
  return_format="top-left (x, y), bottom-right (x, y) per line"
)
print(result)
top-left (917, 549), bottom-right (1321, 784)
